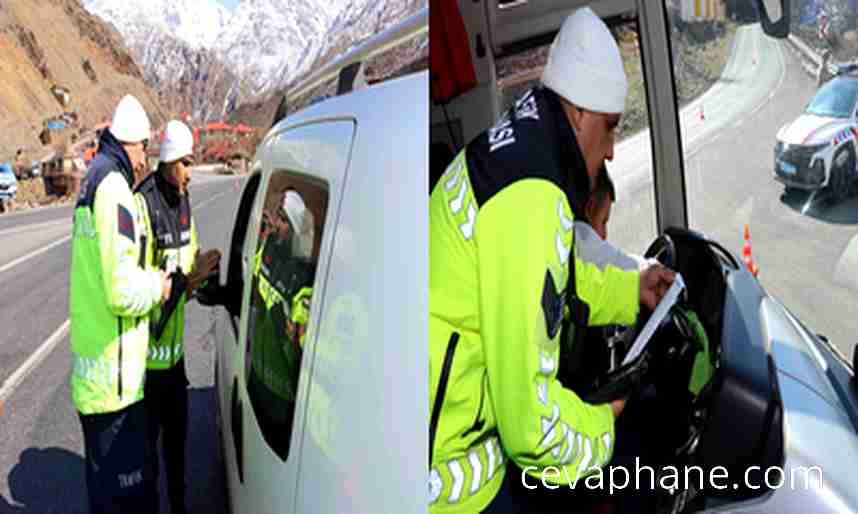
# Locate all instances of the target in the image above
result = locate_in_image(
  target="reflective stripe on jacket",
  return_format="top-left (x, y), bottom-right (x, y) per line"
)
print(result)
top-left (428, 86), bottom-right (640, 513)
top-left (134, 171), bottom-right (198, 370)
top-left (70, 130), bottom-right (162, 415)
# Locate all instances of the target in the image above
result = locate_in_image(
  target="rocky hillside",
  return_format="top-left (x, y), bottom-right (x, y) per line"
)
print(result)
top-left (0, 0), bottom-right (165, 160)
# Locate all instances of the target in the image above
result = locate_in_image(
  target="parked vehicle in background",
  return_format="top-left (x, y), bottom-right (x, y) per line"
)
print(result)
top-left (0, 162), bottom-right (18, 213)
top-left (41, 150), bottom-right (84, 197)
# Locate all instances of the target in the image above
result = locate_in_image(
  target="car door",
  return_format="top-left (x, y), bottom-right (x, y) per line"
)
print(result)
top-left (235, 119), bottom-right (355, 514)
top-left (215, 168), bottom-right (264, 510)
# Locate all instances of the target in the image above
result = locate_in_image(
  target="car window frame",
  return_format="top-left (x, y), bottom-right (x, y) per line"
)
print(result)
top-left (230, 119), bottom-right (355, 506)
top-left (223, 169), bottom-right (263, 336)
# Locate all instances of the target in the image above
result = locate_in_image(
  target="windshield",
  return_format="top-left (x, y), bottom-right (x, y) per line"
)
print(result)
top-left (806, 78), bottom-right (858, 117)
top-left (665, 0), bottom-right (856, 363)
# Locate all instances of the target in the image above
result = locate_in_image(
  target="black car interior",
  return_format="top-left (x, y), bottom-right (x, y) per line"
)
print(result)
top-left (560, 227), bottom-right (785, 512)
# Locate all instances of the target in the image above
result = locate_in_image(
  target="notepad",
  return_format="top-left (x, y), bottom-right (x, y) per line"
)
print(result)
top-left (622, 273), bottom-right (686, 366)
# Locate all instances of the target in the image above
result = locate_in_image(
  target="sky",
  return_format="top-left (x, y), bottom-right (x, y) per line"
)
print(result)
top-left (215, 0), bottom-right (240, 10)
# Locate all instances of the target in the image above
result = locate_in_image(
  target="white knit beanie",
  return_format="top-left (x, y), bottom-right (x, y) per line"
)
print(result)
top-left (282, 190), bottom-right (314, 258)
top-left (541, 7), bottom-right (627, 114)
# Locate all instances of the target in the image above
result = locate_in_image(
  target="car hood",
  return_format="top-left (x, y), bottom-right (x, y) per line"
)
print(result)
top-left (764, 297), bottom-right (846, 409)
top-left (778, 114), bottom-right (849, 146)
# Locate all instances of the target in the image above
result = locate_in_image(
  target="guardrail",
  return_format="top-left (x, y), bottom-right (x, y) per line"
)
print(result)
top-left (788, 33), bottom-right (822, 68)
top-left (286, 7), bottom-right (428, 104)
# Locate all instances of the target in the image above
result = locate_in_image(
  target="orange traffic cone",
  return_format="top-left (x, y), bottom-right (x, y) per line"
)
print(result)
top-left (742, 224), bottom-right (759, 276)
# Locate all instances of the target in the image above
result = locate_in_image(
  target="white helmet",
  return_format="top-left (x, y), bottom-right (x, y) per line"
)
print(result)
top-left (160, 120), bottom-right (195, 163)
top-left (109, 94), bottom-right (151, 143)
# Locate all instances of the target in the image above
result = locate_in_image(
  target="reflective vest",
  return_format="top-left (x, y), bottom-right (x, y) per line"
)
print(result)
top-left (249, 237), bottom-right (314, 412)
top-left (428, 87), bottom-right (641, 513)
top-left (70, 130), bottom-right (163, 415)
top-left (134, 172), bottom-right (198, 370)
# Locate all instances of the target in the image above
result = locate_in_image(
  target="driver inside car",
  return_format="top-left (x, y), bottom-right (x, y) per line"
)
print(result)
top-left (563, 165), bottom-right (717, 512)
top-left (429, 8), bottom-right (675, 514)
top-left (571, 165), bottom-right (715, 394)
top-left (574, 165), bottom-right (654, 272)
top-left (246, 189), bottom-right (316, 457)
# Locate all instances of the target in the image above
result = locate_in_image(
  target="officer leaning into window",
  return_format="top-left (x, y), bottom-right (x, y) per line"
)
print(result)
top-left (134, 120), bottom-right (220, 514)
top-left (70, 94), bottom-right (173, 514)
top-left (428, 8), bottom-right (675, 514)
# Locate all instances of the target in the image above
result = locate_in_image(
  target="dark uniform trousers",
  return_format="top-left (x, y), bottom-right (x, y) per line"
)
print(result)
top-left (78, 399), bottom-right (155, 514)
top-left (144, 358), bottom-right (189, 514)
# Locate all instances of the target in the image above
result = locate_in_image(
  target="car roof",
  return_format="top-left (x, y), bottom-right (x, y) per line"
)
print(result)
top-left (262, 71), bottom-right (427, 159)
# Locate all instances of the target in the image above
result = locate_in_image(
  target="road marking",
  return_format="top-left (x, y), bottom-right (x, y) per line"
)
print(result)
top-left (0, 183), bottom-right (232, 408)
top-left (0, 234), bottom-right (71, 275)
top-left (0, 185), bottom-right (227, 274)
top-left (0, 218), bottom-right (69, 237)
top-left (0, 319), bottom-right (70, 409)
top-left (195, 191), bottom-right (228, 210)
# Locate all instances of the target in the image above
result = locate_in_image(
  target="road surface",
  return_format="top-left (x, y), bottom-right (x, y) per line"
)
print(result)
top-left (0, 170), bottom-right (240, 514)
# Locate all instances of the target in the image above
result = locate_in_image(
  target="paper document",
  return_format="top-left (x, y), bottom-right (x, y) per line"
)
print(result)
top-left (621, 273), bottom-right (686, 366)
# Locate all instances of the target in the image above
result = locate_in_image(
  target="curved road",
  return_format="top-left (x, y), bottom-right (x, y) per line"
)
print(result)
top-left (610, 24), bottom-right (857, 358)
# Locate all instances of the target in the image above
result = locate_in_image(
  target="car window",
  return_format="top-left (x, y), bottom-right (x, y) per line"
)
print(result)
top-left (671, 0), bottom-right (855, 423)
top-left (806, 78), bottom-right (858, 118)
top-left (243, 170), bottom-right (329, 462)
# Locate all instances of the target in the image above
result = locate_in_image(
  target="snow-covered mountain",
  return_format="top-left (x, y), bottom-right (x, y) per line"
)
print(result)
top-left (83, 0), bottom-right (230, 50)
top-left (81, 0), bottom-right (424, 120)
top-left (213, 0), bottom-right (346, 94)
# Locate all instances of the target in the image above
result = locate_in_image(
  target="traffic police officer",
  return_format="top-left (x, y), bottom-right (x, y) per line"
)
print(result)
top-left (428, 8), bottom-right (674, 513)
top-left (134, 119), bottom-right (220, 514)
top-left (247, 189), bottom-right (315, 459)
top-left (69, 94), bottom-right (171, 514)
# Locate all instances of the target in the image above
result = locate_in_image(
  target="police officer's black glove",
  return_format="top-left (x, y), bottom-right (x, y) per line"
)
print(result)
top-left (194, 277), bottom-right (228, 307)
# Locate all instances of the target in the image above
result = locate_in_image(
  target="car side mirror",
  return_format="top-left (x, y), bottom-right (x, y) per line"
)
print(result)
top-left (756, 0), bottom-right (790, 39)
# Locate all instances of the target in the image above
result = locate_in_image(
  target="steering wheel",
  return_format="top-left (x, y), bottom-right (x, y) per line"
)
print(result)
top-left (644, 233), bottom-right (677, 269)
top-left (573, 234), bottom-right (683, 404)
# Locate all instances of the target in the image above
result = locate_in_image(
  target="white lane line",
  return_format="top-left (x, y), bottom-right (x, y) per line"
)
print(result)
top-left (195, 191), bottom-right (228, 210)
top-left (0, 187), bottom-right (226, 274)
top-left (0, 234), bottom-right (72, 275)
top-left (0, 185), bottom-right (231, 409)
top-left (0, 319), bottom-right (70, 408)
top-left (0, 218), bottom-right (69, 238)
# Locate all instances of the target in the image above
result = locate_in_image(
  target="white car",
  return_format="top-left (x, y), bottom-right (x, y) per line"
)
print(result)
top-left (204, 11), bottom-right (428, 514)
top-left (0, 163), bottom-right (18, 212)
top-left (774, 72), bottom-right (858, 201)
